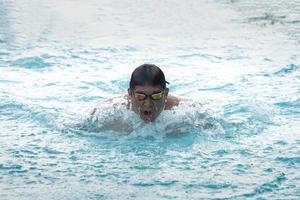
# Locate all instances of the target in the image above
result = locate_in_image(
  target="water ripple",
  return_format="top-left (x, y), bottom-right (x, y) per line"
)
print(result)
top-left (132, 180), bottom-right (178, 187)
top-left (241, 172), bottom-right (287, 197)
top-left (177, 53), bottom-right (223, 63)
top-left (197, 83), bottom-right (234, 92)
top-left (273, 64), bottom-right (299, 76)
top-left (42, 147), bottom-right (64, 155)
top-left (248, 13), bottom-right (287, 25)
top-left (10, 56), bottom-right (51, 69)
top-left (276, 157), bottom-right (300, 165)
top-left (0, 0), bottom-right (299, 199)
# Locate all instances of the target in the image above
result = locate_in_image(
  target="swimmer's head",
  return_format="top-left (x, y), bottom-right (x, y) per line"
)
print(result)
top-left (128, 64), bottom-right (169, 122)
top-left (129, 64), bottom-right (169, 90)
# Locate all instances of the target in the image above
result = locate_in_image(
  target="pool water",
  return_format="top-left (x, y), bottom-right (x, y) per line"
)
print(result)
top-left (0, 0), bottom-right (300, 199)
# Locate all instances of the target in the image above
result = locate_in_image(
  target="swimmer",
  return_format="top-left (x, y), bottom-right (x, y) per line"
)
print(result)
top-left (126, 64), bottom-right (180, 122)
top-left (90, 64), bottom-right (180, 123)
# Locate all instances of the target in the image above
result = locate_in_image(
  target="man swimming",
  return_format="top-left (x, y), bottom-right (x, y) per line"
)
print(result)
top-left (90, 64), bottom-right (180, 123)
top-left (126, 64), bottom-right (180, 122)
top-left (88, 64), bottom-right (211, 134)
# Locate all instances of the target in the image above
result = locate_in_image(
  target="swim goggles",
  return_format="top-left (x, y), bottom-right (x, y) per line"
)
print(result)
top-left (133, 91), bottom-right (164, 101)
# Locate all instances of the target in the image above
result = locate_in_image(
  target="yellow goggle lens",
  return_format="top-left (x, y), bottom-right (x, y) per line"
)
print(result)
top-left (134, 92), bottom-right (163, 101)
top-left (151, 93), bottom-right (162, 100)
top-left (134, 93), bottom-right (146, 101)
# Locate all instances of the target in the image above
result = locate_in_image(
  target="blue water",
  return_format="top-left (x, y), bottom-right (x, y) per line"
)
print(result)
top-left (1, 0), bottom-right (300, 199)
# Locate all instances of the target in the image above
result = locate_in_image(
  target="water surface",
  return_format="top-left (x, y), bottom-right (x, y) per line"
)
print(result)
top-left (0, 0), bottom-right (300, 199)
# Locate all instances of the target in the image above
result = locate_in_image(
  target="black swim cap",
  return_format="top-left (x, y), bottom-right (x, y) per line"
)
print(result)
top-left (129, 64), bottom-right (169, 89)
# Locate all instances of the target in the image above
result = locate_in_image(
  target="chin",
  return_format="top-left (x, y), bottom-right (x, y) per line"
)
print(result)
top-left (140, 114), bottom-right (156, 123)
top-left (141, 117), bottom-right (154, 123)
top-left (142, 119), bottom-right (151, 123)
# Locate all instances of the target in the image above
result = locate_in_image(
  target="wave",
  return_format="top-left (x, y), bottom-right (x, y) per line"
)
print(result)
top-left (247, 13), bottom-right (286, 25)
top-left (240, 172), bottom-right (287, 198)
top-left (259, 64), bottom-right (299, 77)
top-left (272, 64), bottom-right (299, 76)
top-left (10, 56), bottom-right (52, 69)
top-left (0, 98), bottom-right (59, 128)
top-left (275, 99), bottom-right (300, 108)
top-left (275, 99), bottom-right (300, 115)
top-left (177, 53), bottom-right (223, 63)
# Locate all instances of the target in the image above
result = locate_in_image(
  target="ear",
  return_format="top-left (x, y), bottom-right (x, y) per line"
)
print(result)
top-left (127, 88), bottom-right (132, 96)
top-left (164, 88), bottom-right (169, 97)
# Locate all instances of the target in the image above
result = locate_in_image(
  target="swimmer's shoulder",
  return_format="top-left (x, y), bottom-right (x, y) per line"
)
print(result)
top-left (165, 95), bottom-right (202, 110)
top-left (165, 95), bottom-right (180, 110)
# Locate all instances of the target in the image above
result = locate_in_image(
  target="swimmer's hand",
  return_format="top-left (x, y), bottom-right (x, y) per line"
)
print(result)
top-left (86, 96), bottom-right (133, 133)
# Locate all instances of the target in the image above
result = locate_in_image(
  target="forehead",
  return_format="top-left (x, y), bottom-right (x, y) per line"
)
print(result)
top-left (134, 84), bottom-right (163, 93)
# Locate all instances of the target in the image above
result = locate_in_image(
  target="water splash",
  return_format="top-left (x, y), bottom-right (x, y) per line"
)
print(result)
top-left (74, 98), bottom-right (260, 139)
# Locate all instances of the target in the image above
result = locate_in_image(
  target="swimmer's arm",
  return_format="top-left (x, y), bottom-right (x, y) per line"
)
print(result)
top-left (88, 95), bottom-right (128, 119)
top-left (88, 109), bottom-right (132, 133)
top-left (165, 95), bottom-right (180, 110)
top-left (90, 96), bottom-right (126, 110)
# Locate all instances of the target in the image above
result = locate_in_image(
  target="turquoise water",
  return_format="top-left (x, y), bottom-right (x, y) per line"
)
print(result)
top-left (1, 0), bottom-right (300, 199)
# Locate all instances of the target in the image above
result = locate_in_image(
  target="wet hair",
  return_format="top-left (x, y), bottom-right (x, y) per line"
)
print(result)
top-left (129, 64), bottom-right (169, 89)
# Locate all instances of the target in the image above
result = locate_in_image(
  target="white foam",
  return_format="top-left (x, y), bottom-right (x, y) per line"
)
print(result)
top-left (83, 98), bottom-right (225, 137)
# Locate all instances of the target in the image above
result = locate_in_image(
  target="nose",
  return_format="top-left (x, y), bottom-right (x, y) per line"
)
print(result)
top-left (143, 97), bottom-right (152, 107)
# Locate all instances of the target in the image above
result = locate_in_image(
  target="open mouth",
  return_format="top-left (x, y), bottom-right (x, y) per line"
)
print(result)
top-left (143, 110), bottom-right (152, 116)
top-left (140, 109), bottom-right (154, 121)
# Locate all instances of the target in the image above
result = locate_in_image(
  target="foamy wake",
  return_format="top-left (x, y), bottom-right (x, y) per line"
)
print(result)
top-left (80, 97), bottom-right (225, 137)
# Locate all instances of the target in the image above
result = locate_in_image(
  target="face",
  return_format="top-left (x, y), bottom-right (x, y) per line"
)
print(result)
top-left (128, 85), bottom-right (169, 122)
